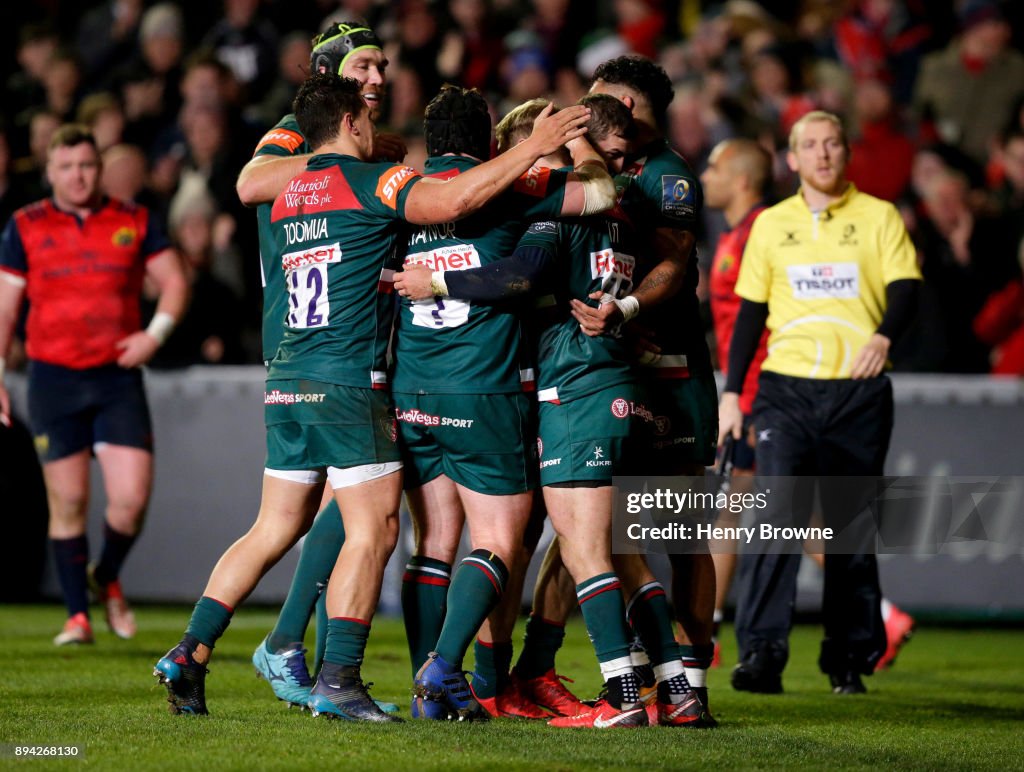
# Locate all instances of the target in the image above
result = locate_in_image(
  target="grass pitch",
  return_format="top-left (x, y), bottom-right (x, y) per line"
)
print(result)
top-left (1, 606), bottom-right (1023, 771)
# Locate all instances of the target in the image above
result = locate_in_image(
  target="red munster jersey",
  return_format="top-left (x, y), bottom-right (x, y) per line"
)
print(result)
top-left (0, 197), bottom-right (170, 369)
top-left (709, 205), bottom-right (769, 415)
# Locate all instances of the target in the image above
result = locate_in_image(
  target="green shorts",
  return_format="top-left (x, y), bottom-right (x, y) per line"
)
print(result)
top-left (639, 371), bottom-right (719, 471)
top-left (537, 382), bottom-right (653, 486)
top-left (394, 392), bottom-right (537, 495)
top-left (265, 380), bottom-right (400, 471)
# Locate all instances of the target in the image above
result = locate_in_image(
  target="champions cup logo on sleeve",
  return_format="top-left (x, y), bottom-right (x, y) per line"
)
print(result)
top-left (786, 263), bottom-right (859, 299)
top-left (513, 165), bottom-right (551, 197)
top-left (376, 166), bottom-right (419, 209)
top-left (661, 175), bottom-right (696, 217)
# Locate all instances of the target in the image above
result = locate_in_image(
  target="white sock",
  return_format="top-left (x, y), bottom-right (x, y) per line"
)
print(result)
top-left (599, 655), bottom-right (635, 682)
top-left (653, 659), bottom-right (685, 683)
top-left (881, 597), bottom-right (893, 622)
top-left (684, 666), bottom-right (707, 688)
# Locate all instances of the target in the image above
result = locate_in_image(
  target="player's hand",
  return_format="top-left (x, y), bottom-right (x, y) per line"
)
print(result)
top-left (393, 264), bottom-right (436, 301)
top-left (850, 333), bottom-right (890, 379)
top-left (570, 290), bottom-right (622, 337)
top-left (527, 103), bottom-right (591, 158)
top-left (625, 321), bottom-right (661, 364)
top-left (115, 331), bottom-right (160, 369)
top-left (0, 382), bottom-right (11, 428)
top-left (718, 392), bottom-right (744, 446)
top-left (374, 132), bottom-right (407, 162)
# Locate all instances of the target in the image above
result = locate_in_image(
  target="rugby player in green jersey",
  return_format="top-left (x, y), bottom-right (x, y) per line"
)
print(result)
top-left (389, 87), bottom-right (617, 721)
top-left (396, 95), bottom-right (707, 729)
top-left (235, 22), bottom-right (406, 710)
top-left (579, 55), bottom-right (719, 721)
top-left (154, 73), bottom-right (593, 720)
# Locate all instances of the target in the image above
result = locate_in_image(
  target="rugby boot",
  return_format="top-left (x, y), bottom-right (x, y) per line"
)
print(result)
top-left (513, 669), bottom-right (586, 717)
top-left (307, 664), bottom-right (402, 722)
top-left (154, 636), bottom-right (209, 715)
top-left (253, 636), bottom-right (314, 708)
top-left (875, 604), bottom-right (915, 671)
top-left (413, 652), bottom-right (489, 722)
top-left (471, 677), bottom-right (550, 719)
top-left (87, 565), bottom-right (136, 640)
top-left (53, 612), bottom-right (94, 646)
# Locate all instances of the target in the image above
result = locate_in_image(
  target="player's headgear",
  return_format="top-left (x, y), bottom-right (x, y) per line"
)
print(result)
top-left (424, 85), bottom-right (491, 161)
top-left (310, 21), bottom-right (383, 76)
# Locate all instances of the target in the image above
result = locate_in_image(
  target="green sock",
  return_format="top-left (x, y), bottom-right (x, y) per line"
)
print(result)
top-left (473, 639), bottom-right (512, 699)
top-left (401, 555), bottom-right (451, 676)
top-left (185, 596), bottom-right (234, 648)
top-left (434, 550), bottom-right (509, 667)
top-left (268, 500), bottom-right (344, 652)
top-left (323, 617), bottom-right (370, 667)
top-left (576, 573), bottom-right (632, 665)
top-left (313, 584), bottom-right (328, 675)
top-left (514, 614), bottom-right (567, 679)
top-left (625, 581), bottom-right (681, 667)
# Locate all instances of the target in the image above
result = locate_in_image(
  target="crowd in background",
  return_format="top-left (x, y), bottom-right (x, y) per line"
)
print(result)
top-left (2, 0), bottom-right (1023, 374)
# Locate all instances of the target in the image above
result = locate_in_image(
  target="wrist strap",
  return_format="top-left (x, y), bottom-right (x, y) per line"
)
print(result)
top-left (146, 312), bottom-right (176, 345)
top-left (430, 271), bottom-right (449, 297)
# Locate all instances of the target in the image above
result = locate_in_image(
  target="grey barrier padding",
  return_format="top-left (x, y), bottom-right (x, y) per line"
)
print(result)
top-left (6, 369), bottom-right (1023, 612)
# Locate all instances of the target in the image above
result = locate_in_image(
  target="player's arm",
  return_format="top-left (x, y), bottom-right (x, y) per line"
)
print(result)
top-left (395, 244), bottom-right (555, 302)
top-left (570, 226), bottom-right (694, 335)
top-left (0, 274), bottom-right (26, 427)
top-left (236, 153), bottom-right (312, 207)
top-left (850, 279), bottom-right (919, 379)
top-left (115, 248), bottom-right (190, 369)
top-left (403, 103), bottom-right (591, 225)
top-left (558, 137), bottom-right (616, 217)
top-left (718, 299), bottom-right (769, 444)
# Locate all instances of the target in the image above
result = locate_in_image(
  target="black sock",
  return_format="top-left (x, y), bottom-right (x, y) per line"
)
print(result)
top-left (92, 523), bottom-right (138, 586)
top-left (51, 536), bottom-right (89, 617)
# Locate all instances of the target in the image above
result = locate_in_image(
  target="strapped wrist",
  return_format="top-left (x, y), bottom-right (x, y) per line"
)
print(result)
top-left (145, 312), bottom-right (176, 345)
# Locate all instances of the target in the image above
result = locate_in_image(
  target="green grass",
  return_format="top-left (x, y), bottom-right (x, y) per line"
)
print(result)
top-left (2, 606), bottom-right (1023, 771)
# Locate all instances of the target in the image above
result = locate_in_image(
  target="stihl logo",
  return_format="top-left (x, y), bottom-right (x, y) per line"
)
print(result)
top-left (281, 242), bottom-right (341, 272)
top-left (376, 165), bottom-right (418, 208)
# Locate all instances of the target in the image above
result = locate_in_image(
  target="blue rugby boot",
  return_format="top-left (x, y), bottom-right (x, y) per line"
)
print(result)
top-left (413, 652), bottom-right (489, 722)
top-left (253, 636), bottom-right (314, 708)
top-left (307, 664), bottom-right (402, 722)
top-left (154, 635), bottom-right (209, 715)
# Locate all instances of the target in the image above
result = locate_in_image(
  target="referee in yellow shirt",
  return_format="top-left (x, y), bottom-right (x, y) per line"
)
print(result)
top-left (718, 111), bottom-right (921, 695)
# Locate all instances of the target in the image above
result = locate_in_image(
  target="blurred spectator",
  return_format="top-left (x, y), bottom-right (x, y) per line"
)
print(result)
top-left (834, 0), bottom-right (932, 105)
top-left (247, 31), bottom-right (311, 129)
top-left (973, 241), bottom-right (1024, 375)
top-left (894, 170), bottom-right (1017, 372)
top-left (10, 110), bottom-right (60, 202)
top-left (6, 24), bottom-right (58, 123)
top-left (147, 180), bottom-right (246, 368)
top-left (989, 128), bottom-right (1024, 220)
top-left (744, 43), bottom-right (816, 146)
top-left (614, 0), bottom-right (665, 59)
top-left (203, 0), bottom-right (280, 102)
top-left (392, 0), bottom-right (445, 127)
top-left (438, 0), bottom-right (505, 93)
top-left (846, 77), bottom-right (915, 202)
top-left (76, 0), bottom-right (144, 88)
top-left (101, 143), bottom-right (150, 204)
top-left (40, 50), bottom-right (83, 123)
top-left (499, 36), bottom-right (551, 111)
top-left (76, 93), bottom-right (126, 152)
top-left (0, 126), bottom-right (33, 227)
top-left (114, 2), bottom-right (186, 151)
top-left (913, 0), bottom-right (1024, 166)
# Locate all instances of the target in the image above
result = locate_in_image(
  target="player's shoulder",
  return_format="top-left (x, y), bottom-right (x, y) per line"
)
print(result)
top-left (640, 140), bottom-right (698, 178)
top-left (12, 199), bottom-right (51, 225)
top-left (253, 113), bottom-right (307, 157)
top-left (845, 186), bottom-right (899, 219)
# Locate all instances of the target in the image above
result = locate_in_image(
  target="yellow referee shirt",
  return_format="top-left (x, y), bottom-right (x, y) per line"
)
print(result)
top-left (734, 184), bottom-right (920, 379)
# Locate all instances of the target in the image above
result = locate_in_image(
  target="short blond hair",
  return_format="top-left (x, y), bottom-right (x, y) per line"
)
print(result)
top-left (495, 99), bottom-right (549, 153)
top-left (788, 110), bottom-right (848, 152)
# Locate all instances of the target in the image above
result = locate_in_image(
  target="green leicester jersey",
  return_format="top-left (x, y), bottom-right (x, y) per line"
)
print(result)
top-left (253, 114), bottom-right (310, 363)
top-left (267, 153), bottom-right (422, 388)
top-left (523, 216), bottom-right (636, 403)
top-left (391, 155), bottom-right (569, 395)
top-left (612, 139), bottom-right (711, 374)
